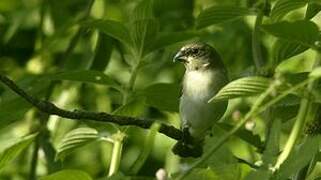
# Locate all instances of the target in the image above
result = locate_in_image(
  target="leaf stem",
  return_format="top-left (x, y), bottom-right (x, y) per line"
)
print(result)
top-left (108, 131), bottom-right (125, 176)
top-left (252, 10), bottom-right (264, 69)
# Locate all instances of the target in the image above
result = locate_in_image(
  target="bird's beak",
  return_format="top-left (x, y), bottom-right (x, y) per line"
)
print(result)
top-left (173, 51), bottom-right (187, 63)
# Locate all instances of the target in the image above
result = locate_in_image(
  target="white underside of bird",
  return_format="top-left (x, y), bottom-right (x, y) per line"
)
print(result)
top-left (180, 69), bottom-right (227, 139)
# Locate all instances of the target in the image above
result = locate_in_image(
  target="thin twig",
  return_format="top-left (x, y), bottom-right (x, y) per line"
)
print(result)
top-left (0, 74), bottom-right (183, 141)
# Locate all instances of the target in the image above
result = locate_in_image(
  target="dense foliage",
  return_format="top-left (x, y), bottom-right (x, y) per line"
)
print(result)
top-left (0, 0), bottom-right (321, 179)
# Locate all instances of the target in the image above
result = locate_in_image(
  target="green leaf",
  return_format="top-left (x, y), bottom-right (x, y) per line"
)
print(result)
top-left (112, 99), bottom-right (146, 117)
top-left (84, 20), bottom-right (132, 47)
top-left (130, 18), bottom-right (159, 56)
top-left (276, 54), bottom-right (316, 73)
top-left (45, 70), bottom-right (121, 90)
top-left (217, 123), bottom-right (264, 150)
top-left (209, 77), bottom-right (271, 103)
top-left (261, 20), bottom-right (319, 47)
top-left (40, 169), bottom-right (92, 180)
top-left (144, 31), bottom-right (197, 55)
top-left (132, 0), bottom-right (154, 21)
top-left (0, 75), bottom-right (50, 128)
top-left (305, 1), bottom-right (321, 19)
top-left (273, 39), bottom-right (309, 64)
top-left (55, 128), bottom-right (99, 161)
top-left (185, 168), bottom-right (220, 180)
top-left (309, 67), bottom-right (321, 79)
top-left (196, 6), bottom-right (256, 29)
top-left (0, 133), bottom-right (37, 170)
top-left (276, 136), bottom-right (321, 179)
top-left (270, 0), bottom-right (307, 22)
top-left (262, 119), bottom-right (281, 167)
top-left (129, 123), bottom-right (160, 174)
top-left (245, 169), bottom-right (271, 180)
top-left (143, 83), bottom-right (180, 112)
top-left (90, 33), bottom-right (114, 71)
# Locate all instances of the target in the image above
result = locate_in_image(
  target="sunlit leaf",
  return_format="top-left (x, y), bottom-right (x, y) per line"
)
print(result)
top-left (84, 20), bottom-right (132, 47)
top-left (276, 136), bottom-right (321, 179)
top-left (261, 20), bottom-right (319, 47)
top-left (0, 133), bottom-right (37, 170)
top-left (55, 128), bottom-right (99, 161)
top-left (196, 6), bottom-right (256, 29)
top-left (309, 67), bottom-right (321, 79)
top-left (273, 39), bottom-right (309, 64)
top-left (45, 70), bottom-right (121, 90)
top-left (143, 83), bottom-right (180, 112)
top-left (40, 169), bottom-right (92, 180)
top-left (270, 0), bottom-right (307, 22)
top-left (209, 77), bottom-right (271, 103)
top-left (276, 54), bottom-right (315, 73)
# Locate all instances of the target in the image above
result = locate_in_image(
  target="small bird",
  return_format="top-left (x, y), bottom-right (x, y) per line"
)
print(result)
top-left (172, 42), bottom-right (228, 158)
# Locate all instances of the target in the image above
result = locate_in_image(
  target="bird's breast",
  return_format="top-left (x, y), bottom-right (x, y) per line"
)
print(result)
top-left (183, 70), bottom-right (216, 101)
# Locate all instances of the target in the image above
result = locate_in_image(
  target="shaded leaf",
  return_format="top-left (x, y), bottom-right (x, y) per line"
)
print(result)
top-left (129, 123), bottom-right (160, 174)
top-left (273, 39), bottom-right (309, 64)
top-left (270, 0), bottom-right (307, 22)
top-left (45, 70), bottom-right (121, 90)
top-left (55, 128), bottom-right (99, 161)
top-left (209, 77), bottom-right (271, 103)
top-left (143, 83), bottom-right (180, 112)
top-left (112, 99), bottom-right (146, 117)
top-left (0, 75), bottom-right (50, 128)
top-left (245, 169), bottom-right (271, 180)
top-left (305, 1), bottom-right (321, 19)
top-left (262, 119), bottom-right (281, 167)
top-left (217, 123), bottom-right (264, 150)
top-left (196, 6), bottom-right (256, 29)
top-left (40, 169), bottom-right (92, 180)
top-left (0, 133), bottom-right (37, 170)
top-left (276, 136), bottom-right (321, 179)
top-left (132, 0), bottom-right (154, 21)
top-left (145, 31), bottom-right (197, 55)
top-left (84, 20), bottom-right (132, 47)
top-left (261, 20), bottom-right (319, 47)
top-left (90, 33), bottom-right (114, 71)
top-left (130, 18), bottom-right (159, 56)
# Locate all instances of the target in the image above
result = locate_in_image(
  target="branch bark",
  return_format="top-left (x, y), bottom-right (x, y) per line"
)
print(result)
top-left (0, 74), bottom-right (183, 141)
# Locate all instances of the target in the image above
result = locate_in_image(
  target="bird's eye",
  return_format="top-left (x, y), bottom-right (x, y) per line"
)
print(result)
top-left (192, 49), bottom-right (199, 54)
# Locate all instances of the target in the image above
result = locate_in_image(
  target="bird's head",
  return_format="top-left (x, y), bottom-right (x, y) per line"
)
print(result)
top-left (173, 42), bottom-right (224, 71)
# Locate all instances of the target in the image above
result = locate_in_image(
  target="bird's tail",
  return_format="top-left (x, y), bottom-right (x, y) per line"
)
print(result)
top-left (172, 140), bottom-right (203, 158)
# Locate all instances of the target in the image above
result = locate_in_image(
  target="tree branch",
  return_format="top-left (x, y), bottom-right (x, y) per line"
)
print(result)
top-left (0, 74), bottom-right (183, 141)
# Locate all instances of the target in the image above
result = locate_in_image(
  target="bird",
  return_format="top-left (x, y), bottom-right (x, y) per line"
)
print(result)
top-left (172, 42), bottom-right (228, 158)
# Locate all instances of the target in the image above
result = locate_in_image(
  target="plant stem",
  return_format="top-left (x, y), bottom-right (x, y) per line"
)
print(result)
top-left (108, 131), bottom-right (125, 176)
top-left (28, 135), bottom-right (40, 180)
top-left (273, 98), bottom-right (311, 169)
top-left (123, 62), bottom-right (141, 104)
top-left (252, 10), bottom-right (264, 69)
top-left (273, 52), bottom-right (320, 169)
